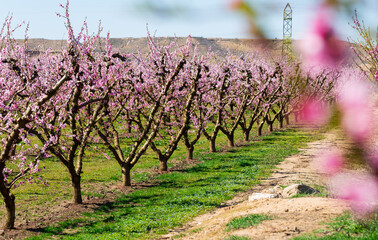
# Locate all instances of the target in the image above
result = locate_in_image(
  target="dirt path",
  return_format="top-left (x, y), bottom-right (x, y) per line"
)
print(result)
top-left (160, 131), bottom-right (350, 240)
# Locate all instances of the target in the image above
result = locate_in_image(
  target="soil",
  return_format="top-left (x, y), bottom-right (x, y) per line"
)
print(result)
top-left (158, 131), bottom-right (352, 240)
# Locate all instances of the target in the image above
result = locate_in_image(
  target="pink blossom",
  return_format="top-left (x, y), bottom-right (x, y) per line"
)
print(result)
top-left (337, 75), bottom-right (372, 109)
top-left (298, 97), bottom-right (330, 125)
top-left (103, 153), bottom-right (111, 160)
top-left (337, 78), bottom-right (375, 144)
top-left (341, 108), bottom-right (374, 144)
top-left (331, 173), bottom-right (378, 216)
top-left (299, 8), bottom-right (347, 69)
top-left (316, 149), bottom-right (344, 175)
top-left (368, 149), bottom-right (378, 173)
top-left (229, 0), bottom-right (244, 10)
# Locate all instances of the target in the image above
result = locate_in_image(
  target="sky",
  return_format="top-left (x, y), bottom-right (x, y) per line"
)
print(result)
top-left (0, 0), bottom-right (377, 40)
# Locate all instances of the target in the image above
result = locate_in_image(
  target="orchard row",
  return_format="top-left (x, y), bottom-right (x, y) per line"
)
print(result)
top-left (0, 7), bottom-right (339, 230)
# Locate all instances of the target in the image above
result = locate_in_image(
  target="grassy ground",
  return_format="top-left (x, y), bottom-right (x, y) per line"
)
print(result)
top-left (12, 128), bottom-right (320, 239)
top-left (225, 214), bottom-right (273, 231)
top-left (293, 213), bottom-right (378, 240)
top-left (223, 236), bottom-right (252, 240)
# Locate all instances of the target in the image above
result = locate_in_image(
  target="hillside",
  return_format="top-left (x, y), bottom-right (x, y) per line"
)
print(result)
top-left (21, 37), bottom-right (356, 66)
top-left (22, 37), bottom-right (285, 59)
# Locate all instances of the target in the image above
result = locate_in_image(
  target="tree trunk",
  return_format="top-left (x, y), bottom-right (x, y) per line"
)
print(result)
top-left (71, 174), bottom-right (83, 204)
top-left (159, 159), bottom-right (168, 172)
top-left (1, 192), bottom-right (15, 230)
top-left (227, 133), bottom-right (235, 147)
top-left (285, 115), bottom-right (290, 125)
top-left (269, 122), bottom-right (274, 132)
top-left (279, 117), bottom-right (284, 128)
top-left (186, 146), bottom-right (194, 160)
top-left (243, 130), bottom-right (250, 141)
top-left (258, 123), bottom-right (264, 136)
top-left (0, 164), bottom-right (16, 230)
top-left (209, 138), bottom-right (216, 153)
top-left (121, 165), bottom-right (131, 187)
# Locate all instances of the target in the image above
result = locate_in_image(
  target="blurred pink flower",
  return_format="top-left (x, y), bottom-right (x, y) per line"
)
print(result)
top-left (316, 149), bottom-right (344, 175)
top-left (368, 149), bottom-right (378, 173)
top-left (331, 173), bottom-right (378, 216)
top-left (337, 75), bottom-right (372, 109)
top-left (299, 8), bottom-right (347, 69)
top-left (229, 0), bottom-right (243, 10)
top-left (298, 97), bottom-right (330, 125)
top-left (341, 108), bottom-right (374, 144)
top-left (337, 78), bottom-right (375, 144)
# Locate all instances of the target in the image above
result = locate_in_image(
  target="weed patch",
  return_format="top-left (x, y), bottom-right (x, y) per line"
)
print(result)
top-left (294, 212), bottom-right (378, 239)
top-left (223, 235), bottom-right (251, 240)
top-left (225, 214), bottom-right (273, 231)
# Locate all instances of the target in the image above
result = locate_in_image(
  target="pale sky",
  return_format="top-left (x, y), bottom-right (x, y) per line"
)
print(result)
top-left (0, 0), bottom-right (377, 40)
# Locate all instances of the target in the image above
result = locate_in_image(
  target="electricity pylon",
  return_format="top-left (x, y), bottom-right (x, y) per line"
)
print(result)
top-left (282, 3), bottom-right (293, 57)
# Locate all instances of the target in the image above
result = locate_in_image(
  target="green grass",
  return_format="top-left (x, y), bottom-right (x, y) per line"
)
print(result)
top-left (225, 214), bottom-right (272, 231)
top-left (293, 212), bottom-right (378, 240)
top-left (21, 128), bottom-right (318, 240)
top-left (223, 236), bottom-right (251, 240)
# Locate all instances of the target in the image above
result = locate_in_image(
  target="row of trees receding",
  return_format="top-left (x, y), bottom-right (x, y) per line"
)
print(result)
top-left (0, 3), bottom-right (339, 230)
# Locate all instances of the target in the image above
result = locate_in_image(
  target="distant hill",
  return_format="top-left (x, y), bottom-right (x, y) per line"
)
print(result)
top-left (107, 37), bottom-right (284, 59)
top-left (21, 37), bottom-right (354, 63)
top-left (21, 37), bottom-right (286, 59)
